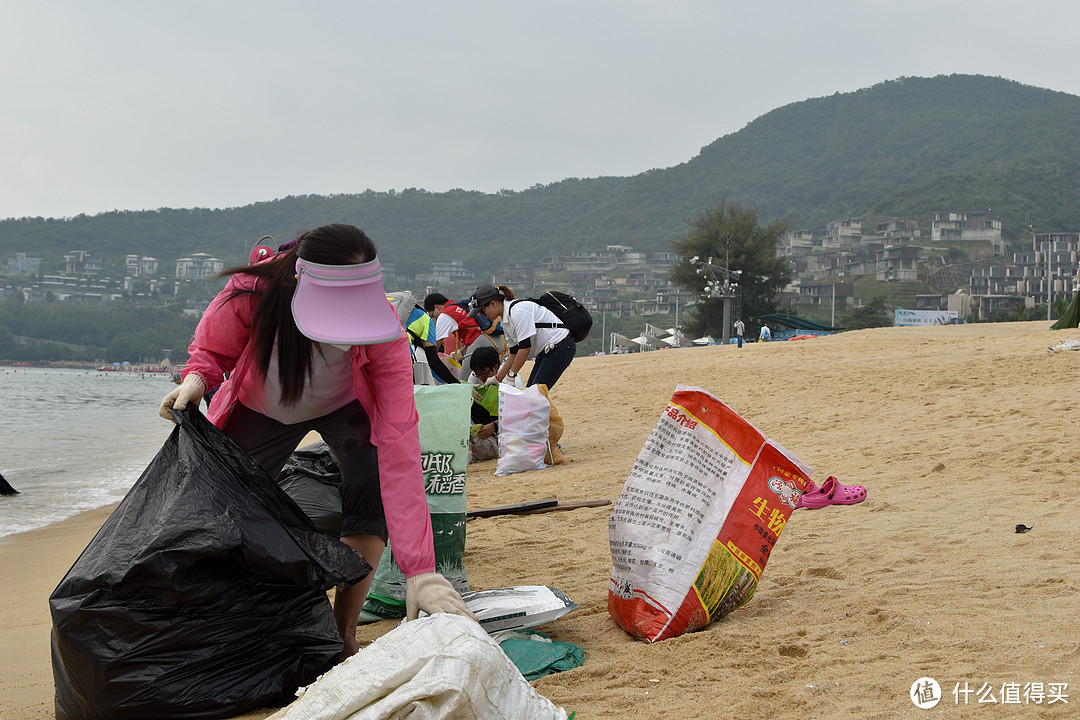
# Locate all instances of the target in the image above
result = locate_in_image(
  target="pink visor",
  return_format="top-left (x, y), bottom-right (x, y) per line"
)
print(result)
top-left (291, 257), bottom-right (403, 345)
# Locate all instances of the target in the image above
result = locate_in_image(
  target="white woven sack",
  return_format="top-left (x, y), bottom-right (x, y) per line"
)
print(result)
top-left (267, 614), bottom-right (567, 720)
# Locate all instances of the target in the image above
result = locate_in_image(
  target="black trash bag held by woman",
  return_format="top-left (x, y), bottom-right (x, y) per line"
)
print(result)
top-left (49, 407), bottom-right (371, 720)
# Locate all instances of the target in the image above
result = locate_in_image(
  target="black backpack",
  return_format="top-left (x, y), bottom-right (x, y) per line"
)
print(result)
top-left (513, 291), bottom-right (593, 342)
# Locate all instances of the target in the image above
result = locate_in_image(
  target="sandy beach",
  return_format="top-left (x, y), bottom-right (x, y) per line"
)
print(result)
top-left (4, 320), bottom-right (1078, 719)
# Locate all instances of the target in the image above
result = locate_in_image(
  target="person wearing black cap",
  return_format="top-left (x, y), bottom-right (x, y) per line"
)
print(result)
top-left (467, 284), bottom-right (576, 389)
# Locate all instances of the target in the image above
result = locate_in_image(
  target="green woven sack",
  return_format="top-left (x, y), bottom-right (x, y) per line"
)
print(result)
top-left (362, 383), bottom-right (471, 618)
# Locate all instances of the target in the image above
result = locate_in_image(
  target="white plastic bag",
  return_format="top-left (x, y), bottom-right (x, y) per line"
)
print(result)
top-left (495, 385), bottom-right (550, 476)
top-left (267, 614), bottom-right (568, 720)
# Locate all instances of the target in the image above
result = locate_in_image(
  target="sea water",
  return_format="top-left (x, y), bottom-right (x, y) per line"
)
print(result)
top-left (0, 366), bottom-right (177, 540)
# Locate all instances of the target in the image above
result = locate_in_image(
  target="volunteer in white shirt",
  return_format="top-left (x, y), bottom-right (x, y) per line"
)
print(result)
top-left (434, 310), bottom-right (457, 351)
top-left (467, 283), bottom-right (576, 389)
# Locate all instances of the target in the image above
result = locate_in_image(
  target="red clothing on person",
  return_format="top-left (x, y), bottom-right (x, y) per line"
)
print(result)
top-left (439, 301), bottom-right (483, 355)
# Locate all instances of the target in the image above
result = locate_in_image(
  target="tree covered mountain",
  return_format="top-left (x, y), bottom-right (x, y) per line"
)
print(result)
top-left (2, 74), bottom-right (1077, 278)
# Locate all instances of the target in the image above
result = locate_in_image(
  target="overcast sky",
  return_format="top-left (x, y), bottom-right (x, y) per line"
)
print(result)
top-left (2, 1), bottom-right (1077, 220)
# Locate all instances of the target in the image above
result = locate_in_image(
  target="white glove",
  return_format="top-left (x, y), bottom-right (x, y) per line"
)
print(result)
top-left (484, 376), bottom-right (500, 386)
top-left (405, 572), bottom-right (477, 622)
top-left (159, 373), bottom-right (206, 421)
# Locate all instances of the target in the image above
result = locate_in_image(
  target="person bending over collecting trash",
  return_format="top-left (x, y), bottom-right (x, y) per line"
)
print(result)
top-left (159, 223), bottom-right (475, 657)
top-left (404, 293), bottom-right (459, 385)
top-left (467, 283), bottom-right (576, 389)
top-left (464, 345), bottom-right (502, 462)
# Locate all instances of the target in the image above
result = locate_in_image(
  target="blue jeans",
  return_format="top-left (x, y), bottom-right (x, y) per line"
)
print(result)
top-left (527, 336), bottom-right (576, 389)
top-left (737, 335), bottom-right (743, 348)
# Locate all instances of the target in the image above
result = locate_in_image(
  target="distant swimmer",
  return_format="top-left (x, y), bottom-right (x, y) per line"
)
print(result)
top-left (0, 471), bottom-right (18, 495)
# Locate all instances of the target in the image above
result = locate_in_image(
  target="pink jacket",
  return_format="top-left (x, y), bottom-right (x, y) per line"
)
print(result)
top-left (182, 272), bottom-right (435, 577)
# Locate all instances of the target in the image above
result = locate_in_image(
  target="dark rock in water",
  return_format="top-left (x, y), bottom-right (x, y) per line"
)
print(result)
top-left (0, 472), bottom-right (18, 495)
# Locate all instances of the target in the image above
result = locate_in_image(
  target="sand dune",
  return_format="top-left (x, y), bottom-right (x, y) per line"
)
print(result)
top-left (4, 321), bottom-right (1078, 719)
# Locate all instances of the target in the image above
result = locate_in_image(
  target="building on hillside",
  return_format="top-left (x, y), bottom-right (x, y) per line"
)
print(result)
top-left (970, 264), bottom-right (1019, 297)
top-left (1013, 232), bottom-right (1080, 305)
top-left (541, 246), bottom-right (650, 273)
top-left (623, 270), bottom-right (669, 292)
top-left (498, 265), bottom-right (537, 293)
top-left (563, 250), bottom-right (620, 272)
top-left (876, 245), bottom-right (923, 281)
top-left (415, 259), bottom-right (476, 289)
top-left (64, 250), bottom-right (102, 275)
top-left (122, 275), bottom-right (170, 293)
top-left (629, 297), bottom-right (667, 316)
top-left (610, 246), bottom-right (648, 266)
top-left (822, 219), bottom-right (862, 248)
top-left (974, 292), bottom-right (1031, 318)
top-left (591, 297), bottom-right (634, 318)
top-left (651, 252), bottom-right (681, 269)
top-left (839, 243), bottom-right (884, 276)
top-left (175, 253), bottom-right (223, 280)
top-left (6, 252), bottom-right (41, 276)
top-left (125, 255), bottom-right (160, 276)
top-left (26, 273), bottom-right (121, 303)
top-left (916, 290), bottom-right (978, 319)
top-left (583, 284), bottom-right (621, 313)
top-left (563, 272), bottom-right (609, 301)
top-left (802, 248), bottom-right (852, 280)
top-left (915, 294), bottom-right (948, 310)
top-left (931, 212), bottom-right (1004, 254)
top-left (787, 257), bottom-right (809, 281)
top-left (376, 262), bottom-right (413, 296)
top-left (875, 220), bottom-right (921, 242)
top-left (22, 286), bottom-right (47, 302)
top-left (653, 287), bottom-right (697, 316)
top-left (780, 230), bottom-right (815, 256)
top-left (789, 281), bottom-right (855, 311)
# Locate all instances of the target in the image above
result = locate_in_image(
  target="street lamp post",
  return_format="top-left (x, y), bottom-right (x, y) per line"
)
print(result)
top-left (601, 307), bottom-right (607, 353)
top-left (1048, 233), bottom-right (1054, 321)
top-left (831, 284), bottom-right (836, 327)
top-left (723, 236), bottom-right (732, 343)
top-left (674, 294), bottom-right (680, 347)
top-left (690, 248), bottom-right (740, 346)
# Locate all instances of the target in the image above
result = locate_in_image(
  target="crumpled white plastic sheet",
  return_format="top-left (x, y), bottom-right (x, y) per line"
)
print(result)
top-left (1048, 338), bottom-right (1080, 352)
top-left (267, 614), bottom-right (568, 720)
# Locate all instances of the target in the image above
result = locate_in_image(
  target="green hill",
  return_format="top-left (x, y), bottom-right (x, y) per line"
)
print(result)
top-left (2, 74), bottom-right (1078, 277)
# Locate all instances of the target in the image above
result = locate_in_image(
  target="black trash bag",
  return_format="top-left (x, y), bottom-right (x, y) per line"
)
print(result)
top-left (278, 441), bottom-right (343, 537)
top-left (49, 407), bottom-right (371, 720)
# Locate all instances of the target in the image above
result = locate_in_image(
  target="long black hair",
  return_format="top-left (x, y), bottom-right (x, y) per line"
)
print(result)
top-left (221, 223), bottom-right (378, 405)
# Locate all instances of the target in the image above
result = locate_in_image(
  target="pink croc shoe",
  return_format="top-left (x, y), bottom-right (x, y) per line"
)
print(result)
top-left (796, 476), bottom-right (867, 509)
